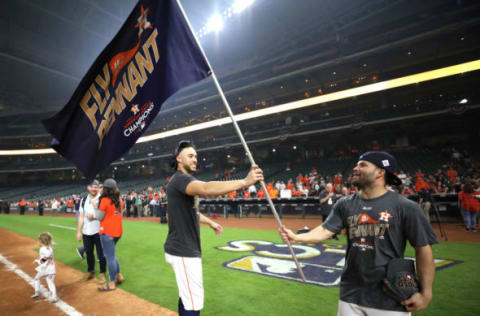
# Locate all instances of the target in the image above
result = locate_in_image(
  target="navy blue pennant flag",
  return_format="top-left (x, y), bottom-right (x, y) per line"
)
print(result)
top-left (42, 0), bottom-right (211, 179)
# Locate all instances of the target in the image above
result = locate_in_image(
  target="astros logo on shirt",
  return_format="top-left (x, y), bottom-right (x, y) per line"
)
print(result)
top-left (378, 210), bottom-right (393, 223)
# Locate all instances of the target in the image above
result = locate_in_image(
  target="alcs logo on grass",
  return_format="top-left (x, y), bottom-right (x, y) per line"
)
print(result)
top-left (216, 240), bottom-right (461, 287)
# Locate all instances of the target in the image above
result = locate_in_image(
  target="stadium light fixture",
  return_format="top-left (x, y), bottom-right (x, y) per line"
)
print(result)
top-left (197, 0), bottom-right (254, 38)
top-left (206, 14), bottom-right (224, 33)
top-left (1, 59), bottom-right (480, 157)
top-left (233, 0), bottom-right (254, 13)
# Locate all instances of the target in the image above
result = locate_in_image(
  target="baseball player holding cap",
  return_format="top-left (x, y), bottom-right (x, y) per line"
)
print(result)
top-left (164, 140), bottom-right (263, 316)
top-left (280, 151), bottom-right (438, 315)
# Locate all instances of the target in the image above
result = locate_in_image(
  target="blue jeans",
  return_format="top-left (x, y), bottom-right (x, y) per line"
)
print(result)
top-left (463, 209), bottom-right (478, 229)
top-left (100, 234), bottom-right (121, 282)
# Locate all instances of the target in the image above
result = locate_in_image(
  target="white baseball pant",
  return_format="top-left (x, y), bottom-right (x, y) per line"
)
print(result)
top-left (165, 252), bottom-right (204, 311)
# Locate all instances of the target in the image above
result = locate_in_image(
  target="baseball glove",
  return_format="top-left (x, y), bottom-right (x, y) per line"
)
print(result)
top-left (383, 258), bottom-right (420, 302)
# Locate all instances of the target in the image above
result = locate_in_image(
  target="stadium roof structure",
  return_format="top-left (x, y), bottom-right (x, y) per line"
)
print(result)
top-left (0, 0), bottom-right (479, 176)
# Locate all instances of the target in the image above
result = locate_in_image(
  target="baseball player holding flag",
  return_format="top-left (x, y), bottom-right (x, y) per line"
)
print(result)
top-left (164, 141), bottom-right (263, 316)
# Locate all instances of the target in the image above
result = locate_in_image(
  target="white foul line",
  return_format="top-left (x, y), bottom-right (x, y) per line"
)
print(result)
top-left (49, 224), bottom-right (77, 231)
top-left (0, 253), bottom-right (83, 316)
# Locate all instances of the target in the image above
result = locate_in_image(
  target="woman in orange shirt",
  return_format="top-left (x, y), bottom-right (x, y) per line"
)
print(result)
top-left (458, 183), bottom-right (479, 232)
top-left (94, 178), bottom-right (124, 290)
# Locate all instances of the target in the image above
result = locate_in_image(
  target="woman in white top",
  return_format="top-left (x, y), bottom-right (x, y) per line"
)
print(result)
top-left (32, 232), bottom-right (58, 303)
top-left (76, 180), bottom-right (107, 284)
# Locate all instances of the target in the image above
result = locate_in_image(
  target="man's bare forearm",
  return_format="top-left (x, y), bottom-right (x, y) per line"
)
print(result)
top-left (204, 180), bottom-right (248, 196)
top-left (76, 216), bottom-right (84, 235)
top-left (190, 180), bottom-right (247, 197)
top-left (199, 213), bottom-right (215, 226)
top-left (294, 225), bottom-right (335, 243)
top-left (415, 245), bottom-right (435, 299)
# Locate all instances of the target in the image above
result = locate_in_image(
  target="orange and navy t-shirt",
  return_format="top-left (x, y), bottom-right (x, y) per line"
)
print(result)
top-left (99, 197), bottom-right (123, 237)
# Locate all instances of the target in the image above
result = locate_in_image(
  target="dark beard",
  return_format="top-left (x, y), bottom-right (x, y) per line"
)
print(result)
top-left (352, 179), bottom-right (364, 190)
top-left (352, 172), bottom-right (375, 189)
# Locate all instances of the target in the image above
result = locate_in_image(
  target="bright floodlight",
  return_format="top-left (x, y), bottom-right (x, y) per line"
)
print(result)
top-left (459, 98), bottom-right (468, 104)
top-left (233, 0), bottom-right (254, 13)
top-left (207, 14), bottom-right (224, 33)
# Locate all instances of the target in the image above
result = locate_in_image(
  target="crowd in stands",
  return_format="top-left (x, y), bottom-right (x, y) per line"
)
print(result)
top-left (2, 148), bottom-right (479, 231)
top-left (200, 147), bottom-right (479, 200)
top-left (1, 188), bottom-right (168, 219)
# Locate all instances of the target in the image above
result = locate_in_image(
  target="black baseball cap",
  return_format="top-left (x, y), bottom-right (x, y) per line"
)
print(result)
top-left (358, 151), bottom-right (402, 186)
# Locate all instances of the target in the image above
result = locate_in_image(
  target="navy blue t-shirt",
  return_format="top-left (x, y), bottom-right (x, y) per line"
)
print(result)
top-left (164, 171), bottom-right (201, 257)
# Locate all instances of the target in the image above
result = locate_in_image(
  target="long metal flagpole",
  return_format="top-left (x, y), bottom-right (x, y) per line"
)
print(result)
top-left (175, 0), bottom-right (306, 282)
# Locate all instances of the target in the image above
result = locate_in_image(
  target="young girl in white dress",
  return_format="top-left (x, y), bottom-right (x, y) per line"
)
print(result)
top-left (31, 232), bottom-right (58, 303)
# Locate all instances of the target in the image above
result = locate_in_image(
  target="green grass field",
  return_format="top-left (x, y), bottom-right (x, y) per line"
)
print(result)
top-left (0, 214), bottom-right (478, 315)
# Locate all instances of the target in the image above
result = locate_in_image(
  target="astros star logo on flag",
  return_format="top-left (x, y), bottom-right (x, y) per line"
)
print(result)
top-left (131, 104), bottom-right (140, 115)
top-left (135, 5), bottom-right (153, 36)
